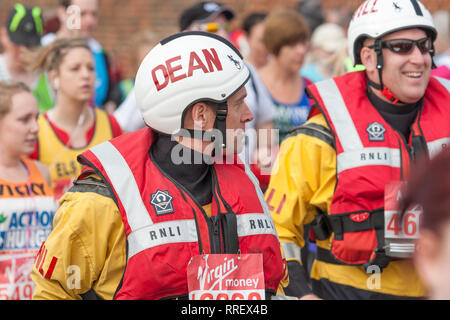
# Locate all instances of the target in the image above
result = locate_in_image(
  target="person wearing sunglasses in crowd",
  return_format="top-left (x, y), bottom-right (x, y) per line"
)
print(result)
top-left (0, 4), bottom-right (43, 91)
top-left (265, 0), bottom-right (450, 300)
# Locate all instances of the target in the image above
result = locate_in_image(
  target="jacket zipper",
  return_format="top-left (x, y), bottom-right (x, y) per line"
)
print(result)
top-left (391, 128), bottom-right (412, 181)
top-left (211, 216), bottom-right (221, 253)
top-left (210, 167), bottom-right (223, 254)
top-left (210, 167), bottom-right (240, 254)
top-left (394, 108), bottom-right (427, 179)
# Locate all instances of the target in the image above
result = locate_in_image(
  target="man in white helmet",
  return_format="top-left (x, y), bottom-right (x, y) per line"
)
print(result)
top-left (31, 31), bottom-right (287, 300)
top-left (266, 0), bottom-right (450, 299)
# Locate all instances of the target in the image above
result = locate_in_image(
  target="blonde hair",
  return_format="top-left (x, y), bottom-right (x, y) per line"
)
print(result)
top-left (263, 9), bottom-right (310, 56)
top-left (0, 81), bottom-right (31, 119)
top-left (329, 44), bottom-right (350, 78)
top-left (26, 37), bottom-right (90, 72)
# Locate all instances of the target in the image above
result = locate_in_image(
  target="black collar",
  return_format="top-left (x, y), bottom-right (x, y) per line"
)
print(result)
top-left (150, 132), bottom-right (213, 205)
top-left (367, 88), bottom-right (423, 115)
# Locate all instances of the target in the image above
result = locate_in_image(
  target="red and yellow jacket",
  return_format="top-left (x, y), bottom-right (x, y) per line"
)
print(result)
top-left (266, 72), bottom-right (450, 297)
top-left (32, 128), bottom-right (287, 299)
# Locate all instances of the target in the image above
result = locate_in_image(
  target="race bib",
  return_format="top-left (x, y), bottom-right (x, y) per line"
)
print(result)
top-left (384, 181), bottom-right (423, 240)
top-left (187, 254), bottom-right (265, 300)
top-left (0, 252), bottom-right (36, 300)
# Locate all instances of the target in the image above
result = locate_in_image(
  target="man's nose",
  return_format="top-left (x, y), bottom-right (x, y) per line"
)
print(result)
top-left (409, 43), bottom-right (427, 64)
top-left (241, 101), bottom-right (254, 123)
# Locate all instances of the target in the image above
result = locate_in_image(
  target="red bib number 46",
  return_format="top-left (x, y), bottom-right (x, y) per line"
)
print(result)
top-left (385, 181), bottom-right (423, 239)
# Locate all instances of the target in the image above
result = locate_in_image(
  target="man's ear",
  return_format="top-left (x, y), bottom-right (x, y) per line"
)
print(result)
top-left (184, 102), bottom-right (215, 130)
top-left (360, 46), bottom-right (378, 74)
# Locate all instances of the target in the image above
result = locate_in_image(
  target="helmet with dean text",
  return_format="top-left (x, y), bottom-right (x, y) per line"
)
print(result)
top-left (135, 31), bottom-right (250, 136)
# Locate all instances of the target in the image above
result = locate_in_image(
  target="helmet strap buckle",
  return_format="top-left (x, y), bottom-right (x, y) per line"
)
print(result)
top-left (381, 86), bottom-right (399, 104)
top-left (367, 79), bottom-right (401, 104)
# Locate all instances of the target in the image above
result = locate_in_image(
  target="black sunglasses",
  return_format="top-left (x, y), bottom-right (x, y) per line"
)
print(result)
top-left (369, 37), bottom-right (433, 55)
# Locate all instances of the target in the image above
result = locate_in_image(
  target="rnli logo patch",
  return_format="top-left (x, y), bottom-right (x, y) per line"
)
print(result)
top-left (150, 190), bottom-right (174, 216)
top-left (367, 122), bottom-right (386, 142)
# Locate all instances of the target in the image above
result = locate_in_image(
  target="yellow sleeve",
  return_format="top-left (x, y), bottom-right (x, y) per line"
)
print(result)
top-left (31, 189), bottom-right (126, 300)
top-left (265, 114), bottom-right (336, 263)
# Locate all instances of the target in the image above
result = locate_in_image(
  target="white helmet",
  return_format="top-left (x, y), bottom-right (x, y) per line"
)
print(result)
top-left (135, 31), bottom-right (250, 136)
top-left (348, 0), bottom-right (437, 65)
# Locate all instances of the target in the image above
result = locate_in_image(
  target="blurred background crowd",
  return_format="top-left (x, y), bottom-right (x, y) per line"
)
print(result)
top-left (0, 0), bottom-right (448, 194)
top-left (0, 0), bottom-right (447, 100)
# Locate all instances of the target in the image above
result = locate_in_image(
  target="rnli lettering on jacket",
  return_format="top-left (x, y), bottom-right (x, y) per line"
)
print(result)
top-left (0, 158), bottom-right (57, 300)
top-left (306, 71), bottom-right (450, 265)
top-left (79, 128), bottom-right (285, 300)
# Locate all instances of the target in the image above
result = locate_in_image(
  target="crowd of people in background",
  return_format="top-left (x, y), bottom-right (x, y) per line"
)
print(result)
top-left (0, 0), bottom-right (449, 300)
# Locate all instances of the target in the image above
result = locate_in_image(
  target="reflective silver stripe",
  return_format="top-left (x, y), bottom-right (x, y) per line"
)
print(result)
top-left (281, 242), bottom-right (302, 261)
top-left (237, 214), bottom-right (278, 237)
top-left (91, 145), bottom-right (280, 258)
top-left (90, 141), bottom-right (153, 231)
top-left (126, 214), bottom-right (278, 259)
top-left (435, 76), bottom-right (450, 93)
top-left (337, 147), bottom-right (401, 173)
top-left (428, 137), bottom-right (450, 158)
top-left (315, 80), bottom-right (363, 151)
top-left (239, 153), bottom-right (280, 241)
top-left (127, 219), bottom-right (198, 259)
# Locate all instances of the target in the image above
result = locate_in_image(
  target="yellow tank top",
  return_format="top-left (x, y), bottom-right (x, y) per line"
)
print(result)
top-left (37, 108), bottom-right (113, 200)
top-left (0, 158), bottom-right (57, 300)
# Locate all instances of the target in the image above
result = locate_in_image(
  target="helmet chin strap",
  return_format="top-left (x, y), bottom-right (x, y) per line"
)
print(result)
top-left (210, 102), bottom-right (228, 157)
top-left (368, 38), bottom-right (403, 105)
top-left (367, 79), bottom-right (401, 104)
top-left (176, 102), bottom-right (228, 158)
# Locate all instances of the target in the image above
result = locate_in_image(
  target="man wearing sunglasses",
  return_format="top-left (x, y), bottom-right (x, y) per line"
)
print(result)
top-left (266, 0), bottom-right (450, 300)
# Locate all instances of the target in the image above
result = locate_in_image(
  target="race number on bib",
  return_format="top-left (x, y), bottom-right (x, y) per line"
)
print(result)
top-left (384, 181), bottom-right (423, 240)
top-left (0, 252), bottom-right (36, 300)
top-left (187, 254), bottom-right (265, 300)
